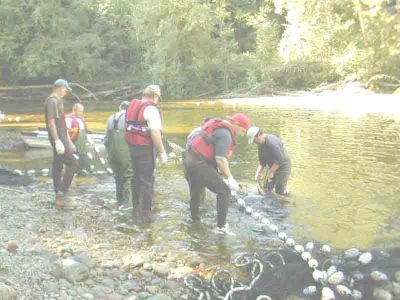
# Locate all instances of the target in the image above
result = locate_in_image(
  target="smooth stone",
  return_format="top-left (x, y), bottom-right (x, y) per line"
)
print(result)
top-left (101, 278), bottom-right (114, 289)
top-left (0, 282), bottom-right (17, 300)
top-left (152, 262), bottom-right (171, 277)
top-left (373, 288), bottom-right (393, 300)
top-left (43, 281), bottom-right (59, 294)
top-left (57, 258), bottom-right (89, 283)
top-left (82, 293), bottom-right (94, 300)
top-left (6, 240), bottom-right (18, 253)
top-left (122, 252), bottom-right (151, 268)
top-left (107, 293), bottom-right (123, 300)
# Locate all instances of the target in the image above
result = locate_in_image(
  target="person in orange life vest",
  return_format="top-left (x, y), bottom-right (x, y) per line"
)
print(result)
top-left (65, 103), bottom-right (92, 174)
top-left (44, 79), bottom-right (79, 208)
top-left (124, 84), bottom-right (168, 223)
top-left (183, 113), bottom-right (251, 235)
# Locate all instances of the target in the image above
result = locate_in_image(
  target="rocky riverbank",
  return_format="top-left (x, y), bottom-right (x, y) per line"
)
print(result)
top-left (0, 184), bottom-right (206, 300)
top-left (0, 131), bottom-right (25, 151)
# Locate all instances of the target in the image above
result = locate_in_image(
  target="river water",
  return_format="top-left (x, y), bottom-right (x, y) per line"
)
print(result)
top-left (0, 93), bottom-right (399, 267)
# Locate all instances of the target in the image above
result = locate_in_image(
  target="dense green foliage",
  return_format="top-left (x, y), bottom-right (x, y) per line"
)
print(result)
top-left (0, 0), bottom-right (399, 97)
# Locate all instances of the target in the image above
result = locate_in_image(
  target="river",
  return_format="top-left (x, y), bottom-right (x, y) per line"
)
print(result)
top-left (0, 92), bottom-right (399, 266)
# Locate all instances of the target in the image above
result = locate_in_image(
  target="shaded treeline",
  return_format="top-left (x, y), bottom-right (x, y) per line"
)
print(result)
top-left (0, 0), bottom-right (399, 98)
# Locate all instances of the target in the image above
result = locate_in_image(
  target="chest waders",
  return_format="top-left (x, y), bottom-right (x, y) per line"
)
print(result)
top-left (106, 114), bottom-right (133, 206)
top-left (74, 129), bottom-right (90, 173)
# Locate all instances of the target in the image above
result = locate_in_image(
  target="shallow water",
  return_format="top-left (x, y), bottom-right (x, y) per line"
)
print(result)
top-left (1, 95), bottom-right (400, 265)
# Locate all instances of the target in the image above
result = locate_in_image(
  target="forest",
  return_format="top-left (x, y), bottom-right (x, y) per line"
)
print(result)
top-left (0, 0), bottom-right (399, 98)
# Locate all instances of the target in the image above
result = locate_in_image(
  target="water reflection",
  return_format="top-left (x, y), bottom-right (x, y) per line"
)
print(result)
top-left (1, 98), bottom-right (399, 259)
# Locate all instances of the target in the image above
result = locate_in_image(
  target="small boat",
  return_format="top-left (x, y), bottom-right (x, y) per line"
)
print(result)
top-left (21, 129), bottom-right (104, 149)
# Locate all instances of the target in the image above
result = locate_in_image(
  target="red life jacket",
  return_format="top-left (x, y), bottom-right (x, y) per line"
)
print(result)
top-left (124, 99), bottom-right (160, 146)
top-left (66, 113), bottom-right (85, 141)
top-left (190, 118), bottom-right (236, 161)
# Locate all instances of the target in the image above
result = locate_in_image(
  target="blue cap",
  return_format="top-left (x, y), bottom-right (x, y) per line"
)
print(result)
top-left (54, 79), bottom-right (72, 91)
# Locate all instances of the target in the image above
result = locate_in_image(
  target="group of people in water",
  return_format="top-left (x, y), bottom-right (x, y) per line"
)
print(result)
top-left (44, 79), bottom-right (291, 234)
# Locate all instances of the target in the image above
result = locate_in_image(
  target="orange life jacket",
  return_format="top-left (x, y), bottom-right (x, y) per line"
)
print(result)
top-left (66, 113), bottom-right (86, 141)
top-left (124, 99), bottom-right (161, 146)
top-left (189, 118), bottom-right (236, 161)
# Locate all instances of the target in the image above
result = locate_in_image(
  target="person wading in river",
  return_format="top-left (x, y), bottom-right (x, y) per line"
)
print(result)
top-left (183, 113), bottom-right (251, 235)
top-left (104, 101), bottom-right (132, 210)
top-left (124, 85), bottom-right (168, 223)
top-left (247, 126), bottom-right (291, 197)
top-left (44, 79), bottom-right (79, 208)
top-left (66, 103), bottom-right (92, 174)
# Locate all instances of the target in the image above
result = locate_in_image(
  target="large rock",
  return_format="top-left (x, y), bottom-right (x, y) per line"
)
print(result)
top-left (53, 258), bottom-right (89, 283)
top-left (0, 282), bottom-right (17, 300)
top-left (152, 262), bottom-right (171, 277)
top-left (122, 252), bottom-right (151, 268)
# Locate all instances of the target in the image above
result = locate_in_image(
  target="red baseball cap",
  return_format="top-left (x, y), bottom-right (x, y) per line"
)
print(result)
top-left (228, 113), bottom-right (251, 130)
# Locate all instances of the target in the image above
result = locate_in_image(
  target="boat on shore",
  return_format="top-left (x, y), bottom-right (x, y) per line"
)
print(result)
top-left (21, 129), bottom-right (104, 149)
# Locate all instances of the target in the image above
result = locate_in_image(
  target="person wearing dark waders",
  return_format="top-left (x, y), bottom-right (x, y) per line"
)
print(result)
top-left (104, 101), bottom-right (133, 210)
top-left (124, 85), bottom-right (168, 224)
top-left (183, 113), bottom-right (251, 235)
top-left (44, 79), bottom-right (79, 208)
top-left (247, 126), bottom-right (291, 197)
top-left (66, 103), bottom-right (92, 174)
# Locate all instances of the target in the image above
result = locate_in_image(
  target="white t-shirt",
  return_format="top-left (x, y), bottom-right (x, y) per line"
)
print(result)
top-left (143, 106), bottom-right (162, 130)
top-left (65, 116), bottom-right (85, 130)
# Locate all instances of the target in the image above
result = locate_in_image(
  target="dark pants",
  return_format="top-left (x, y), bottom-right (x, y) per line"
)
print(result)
top-left (129, 145), bottom-right (155, 215)
top-left (269, 159), bottom-right (291, 195)
top-left (52, 148), bottom-right (78, 194)
top-left (183, 152), bottom-right (231, 228)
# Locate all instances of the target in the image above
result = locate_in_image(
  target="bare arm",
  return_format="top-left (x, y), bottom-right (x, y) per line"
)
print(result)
top-left (150, 129), bottom-right (166, 155)
top-left (266, 163), bottom-right (280, 180)
top-left (255, 164), bottom-right (265, 180)
top-left (48, 119), bottom-right (59, 141)
top-left (215, 156), bottom-right (232, 178)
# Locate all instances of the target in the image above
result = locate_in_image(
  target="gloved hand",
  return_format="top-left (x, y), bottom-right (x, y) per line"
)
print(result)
top-left (55, 139), bottom-right (65, 155)
top-left (226, 176), bottom-right (240, 192)
top-left (159, 152), bottom-right (168, 164)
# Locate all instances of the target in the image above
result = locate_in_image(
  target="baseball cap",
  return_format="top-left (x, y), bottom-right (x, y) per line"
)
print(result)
top-left (54, 79), bottom-right (72, 91)
top-left (227, 113), bottom-right (251, 130)
top-left (247, 126), bottom-right (260, 144)
top-left (143, 85), bottom-right (161, 98)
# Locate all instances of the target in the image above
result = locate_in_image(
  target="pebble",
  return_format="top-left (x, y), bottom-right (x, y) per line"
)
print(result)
top-left (0, 282), bottom-right (17, 300)
top-left (6, 240), bottom-right (18, 253)
top-left (373, 288), bottom-right (393, 300)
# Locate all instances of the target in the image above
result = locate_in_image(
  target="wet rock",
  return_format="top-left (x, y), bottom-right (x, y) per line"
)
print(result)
top-left (122, 252), bottom-right (150, 268)
top-left (152, 262), bottom-right (171, 277)
top-left (163, 280), bottom-right (181, 290)
top-left (146, 285), bottom-right (158, 294)
top-left (373, 288), bottom-right (393, 300)
top-left (101, 278), bottom-right (114, 289)
top-left (147, 294), bottom-right (173, 300)
top-left (82, 293), bottom-right (94, 300)
top-left (143, 262), bottom-right (153, 270)
top-left (54, 258), bottom-right (89, 283)
top-left (122, 280), bottom-right (141, 292)
top-left (107, 293), bottom-right (123, 300)
top-left (91, 285), bottom-right (112, 298)
top-left (0, 282), bottom-right (17, 300)
top-left (186, 256), bottom-right (206, 268)
top-left (395, 271), bottom-right (400, 282)
top-left (43, 281), bottom-right (59, 294)
top-left (6, 240), bottom-right (18, 253)
top-left (169, 266), bottom-right (193, 279)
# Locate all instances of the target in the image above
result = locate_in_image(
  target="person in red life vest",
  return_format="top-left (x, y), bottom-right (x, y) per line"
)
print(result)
top-left (183, 113), bottom-right (251, 235)
top-left (124, 85), bottom-right (168, 223)
top-left (44, 79), bottom-right (79, 208)
top-left (65, 103), bottom-right (92, 174)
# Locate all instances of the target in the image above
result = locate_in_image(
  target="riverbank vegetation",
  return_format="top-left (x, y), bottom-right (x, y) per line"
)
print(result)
top-left (0, 0), bottom-right (399, 98)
